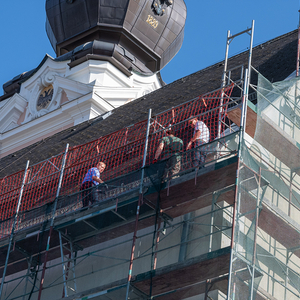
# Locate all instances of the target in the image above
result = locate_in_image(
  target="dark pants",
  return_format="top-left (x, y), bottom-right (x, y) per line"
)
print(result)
top-left (80, 181), bottom-right (94, 208)
top-left (164, 155), bottom-right (181, 179)
top-left (193, 140), bottom-right (206, 168)
top-left (156, 155), bottom-right (181, 183)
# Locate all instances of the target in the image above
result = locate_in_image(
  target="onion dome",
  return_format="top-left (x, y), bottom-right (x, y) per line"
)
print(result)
top-left (46, 0), bottom-right (187, 74)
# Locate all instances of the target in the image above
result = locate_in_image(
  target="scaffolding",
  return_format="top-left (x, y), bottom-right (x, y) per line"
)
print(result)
top-left (225, 68), bottom-right (300, 300)
top-left (0, 81), bottom-right (236, 300)
top-left (1, 21), bottom-right (300, 300)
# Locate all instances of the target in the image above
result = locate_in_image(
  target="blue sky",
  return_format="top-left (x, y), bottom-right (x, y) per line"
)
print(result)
top-left (0, 1), bottom-right (299, 93)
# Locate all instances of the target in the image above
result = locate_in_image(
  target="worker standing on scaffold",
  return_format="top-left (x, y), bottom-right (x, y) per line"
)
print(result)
top-left (80, 162), bottom-right (106, 208)
top-left (153, 128), bottom-right (183, 180)
top-left (186, 116), bottom-right (210, 168)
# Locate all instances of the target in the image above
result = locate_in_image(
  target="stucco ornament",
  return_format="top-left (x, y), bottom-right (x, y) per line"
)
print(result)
top-left (23, 71), bottom-right (63, 123)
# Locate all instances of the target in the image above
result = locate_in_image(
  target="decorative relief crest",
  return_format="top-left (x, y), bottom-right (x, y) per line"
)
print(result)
top-left (152, 0), bottom-right (173, 16)
top-left (23, 71), bottom-right (62, 123)
top-left (36, 85), bottom-right (54, 111)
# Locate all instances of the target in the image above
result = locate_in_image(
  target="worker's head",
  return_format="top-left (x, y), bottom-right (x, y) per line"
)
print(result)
top-left (189, 116), bottom-right (198, 127)
top-left (166, 128), bottom-right (175, 136)
top-left (97, 162), bottom-right (106, 172)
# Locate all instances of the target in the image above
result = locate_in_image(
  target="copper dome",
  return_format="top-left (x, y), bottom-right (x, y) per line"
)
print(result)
top-left (46, 0), bottom-right (186, 74)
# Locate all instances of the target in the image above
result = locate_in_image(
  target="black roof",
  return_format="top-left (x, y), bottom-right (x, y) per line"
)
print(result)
top-left (0, 29), bottom-right (298, 178)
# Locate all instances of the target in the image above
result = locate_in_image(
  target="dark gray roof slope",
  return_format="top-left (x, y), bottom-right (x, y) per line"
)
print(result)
top-left (0, 29), bottom-right (298, 178)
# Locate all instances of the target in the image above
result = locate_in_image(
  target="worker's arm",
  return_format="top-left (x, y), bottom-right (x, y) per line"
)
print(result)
top-left (186, 130), bottom-right (201, 150)
top-left (154, 142), bottom-right (164, 160)
top-left (92, 175), bottom-right (104, 184)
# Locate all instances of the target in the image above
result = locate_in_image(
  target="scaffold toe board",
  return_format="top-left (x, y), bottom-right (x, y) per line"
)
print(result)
top-left (227, 102), bottom-right (257, 138)
top-left (255, 114), bottom-right (300, 174)
top-left (131, 247), bottom-right (231, 297)
top-left (154, 157), bottom-right (238, 215)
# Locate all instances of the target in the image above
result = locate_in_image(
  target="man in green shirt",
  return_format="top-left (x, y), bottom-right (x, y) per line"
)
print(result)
top-left (153, 128), bottom-right (184, 180)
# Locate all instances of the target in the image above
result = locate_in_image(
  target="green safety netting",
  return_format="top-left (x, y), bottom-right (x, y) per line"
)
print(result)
top-left (228, 73), bottom-right (300, 299)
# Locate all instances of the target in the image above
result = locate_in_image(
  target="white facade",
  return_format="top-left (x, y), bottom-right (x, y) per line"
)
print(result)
top-left (0, 56), bottom-right (162, 158)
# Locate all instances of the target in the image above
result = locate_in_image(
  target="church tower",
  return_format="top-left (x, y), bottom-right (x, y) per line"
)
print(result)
top-left (0, 0), bottom-right (186, 158)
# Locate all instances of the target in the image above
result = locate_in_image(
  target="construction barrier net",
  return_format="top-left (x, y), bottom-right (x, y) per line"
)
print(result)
top-left (0, 85), bottom-right (235, 238)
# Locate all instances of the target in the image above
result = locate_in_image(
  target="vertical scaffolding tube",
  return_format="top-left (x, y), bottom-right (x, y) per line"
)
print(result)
top-left (240, 69), bottom-right (249, 141)
top-left (125, 109), bottom-right (152, 300)
top-left (284, 251), bottom-right (293, 300)
top-left (153, 217), bottom-right (162, 269)
top-left (59, 231), bottom-right (77, 298)
top-left (22, 257), bottom-right (33, 300)
top-left (227, 68), bottom-right (249, 299)
top-left (240, 21), bottom-right (254, 142)
top-left (250, 167), bottom-right (261, 299)
top-left (217, 30), bottom-right (231, 141)
top-left (297, 10), bottom-right (300, 77)
top-left (179, 213), bottom-right (192, 261)
top-left (59, 231), bottom-right (68, 297)
top-left (37, 144), bottom-right (69, 300)
top-left (247, 20), bottom-right (255, 92)
top-left (0, 160), bottom-right (29, 300)
top-left (68, 239), bottom-right (77, 294)
top-left (288, 172), bottom-right (296, 217)
top-left (209, 192), bottom-right (218, 252)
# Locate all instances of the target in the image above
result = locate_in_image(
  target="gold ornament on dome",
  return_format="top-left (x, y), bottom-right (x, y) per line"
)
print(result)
top-left (152, 0), bottom-right (172, 16)
top-left (37, 85), bottom-right (54, 111)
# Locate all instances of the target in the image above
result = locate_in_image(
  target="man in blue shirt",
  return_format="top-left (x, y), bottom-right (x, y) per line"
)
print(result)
top-left (80, 162), bottom-right (106, 208)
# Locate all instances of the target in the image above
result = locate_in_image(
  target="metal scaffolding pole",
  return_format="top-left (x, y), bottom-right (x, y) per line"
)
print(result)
top-left (209, 192), bottom-right (218, 253)
top-left (59, 232), bottom-right (69, 298)
top-left (125, 109), bottom-right (152, 300)
top-left (217, 29), bottom-right (231, 141)
top-left (178, 212), bottom-right (192, 261)
top-left (0, 160), bottom-right (29, 300)
top-left (227, 68), bottom-right (249, 300)
top-left (22, 257), bottom-right (33, 300)
top-left (37, 144), bottom-right (69, 300)
top-left (59, 231), bottom-right (77, 297)
top-left (249, 167), bottom-right (261, 299)
top-left (152, 216), bottom-right (162, 269)
top-left (296, 10), bottom-right (300, 77)
top-left (227, 21), bottom-right (255, 300)
top-left (247, 20), bottom-right (255, 95)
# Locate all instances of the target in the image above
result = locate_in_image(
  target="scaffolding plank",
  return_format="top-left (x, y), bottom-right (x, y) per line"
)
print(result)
top-left (255, 114), bottom-right (300, 174)
top-left (228, 192), bottom-right (300, 258)
top-left (0, 229), bottom-right (61, 277)
top-left (164, 186), bottom-right (235, 218)
top-left (152, 281), bottom-right (220, 300)
top-left (227, 103), bottom-right (257, 138)
top-left (131, 246), bottom-right (262, 298)
top-left (131, 247), bottom-right (231, 297)
top-left (228, 103), bottom-right (300, 174)
top-left (157, 157), bottom-right (237, 215)
top-left (259, 198), bottom-right (300, 257)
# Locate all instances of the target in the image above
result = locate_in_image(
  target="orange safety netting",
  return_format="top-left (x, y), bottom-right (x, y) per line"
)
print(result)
top-left (0, 85), bottom-right (234, 238)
